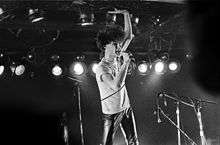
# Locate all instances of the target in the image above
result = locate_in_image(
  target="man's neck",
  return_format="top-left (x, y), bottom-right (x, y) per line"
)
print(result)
top-left (103, 56), bottom-right (114, 63)
top-left (104, 52), bottom-right (116, 62)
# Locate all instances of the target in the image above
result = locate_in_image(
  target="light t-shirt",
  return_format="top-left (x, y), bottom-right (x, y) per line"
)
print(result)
top-left (95, 58), bottom-right (130, 114)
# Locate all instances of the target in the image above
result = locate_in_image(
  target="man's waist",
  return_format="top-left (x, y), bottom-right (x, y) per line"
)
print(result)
top-left (101, 103), bottom-right (130, 115)
top-left (100, 91), bottom-right (127, 100)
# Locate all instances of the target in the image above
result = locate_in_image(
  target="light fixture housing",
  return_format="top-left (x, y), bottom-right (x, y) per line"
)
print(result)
top-left (28, 8), bottom-right (44, 23)
top-left (0, 65), bottom-right (5, 76)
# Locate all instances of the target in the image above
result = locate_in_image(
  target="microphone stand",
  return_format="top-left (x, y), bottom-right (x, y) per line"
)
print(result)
top-left (187, 97), bottom-right (217, 145)
top-left (176, 101), bottom-right (181, 145)
top-left (158, 93), bottom-right (197, 145)
top-left (163, 93), bottom-right (194, 145)
top-left (61, 112), bottom-right (69, 145)
top-left (67, 76), bottom-right (85, 145)
top-left (160, 93), bottom-right (217, 145)
top-left (196, 102), bottom-right (206, 145)
top-left (158, 106), bottom-right (197, 145)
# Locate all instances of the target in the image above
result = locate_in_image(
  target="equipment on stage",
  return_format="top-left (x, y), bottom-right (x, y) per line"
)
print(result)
top-left (61, 112), bottom-right (69, 145)
top-left (59, 76), bottom-right (85, 145)
top-left (67, 76), bottom-right (85, 145)
top-left (155, 92), bottom-right (217, 145)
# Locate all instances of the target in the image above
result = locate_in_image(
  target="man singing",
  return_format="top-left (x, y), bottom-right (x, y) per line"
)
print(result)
top-left (95, 10), bottom-right (139, 145)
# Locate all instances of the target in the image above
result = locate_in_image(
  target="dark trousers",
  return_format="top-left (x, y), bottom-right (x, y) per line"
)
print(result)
top-left (101, 107), bottom-right (139, 145)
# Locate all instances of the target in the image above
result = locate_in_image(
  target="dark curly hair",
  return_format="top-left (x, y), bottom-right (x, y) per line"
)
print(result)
top-left (96, 24), bottom-right (125, 52)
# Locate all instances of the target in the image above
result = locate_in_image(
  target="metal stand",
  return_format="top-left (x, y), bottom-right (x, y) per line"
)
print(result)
top-left (76, 83), bottom-right (85, 145)
top-left (67, 76), bottom-right (85, 145)
top-left (196, 103), bottom-right (206, 145)
top-left (158, 92), bottom-right (217, 145)
top-left (61, 112), bottom-right (69, 145)
top-left (158, 106), bottom-right (197, 145)
top-left (157, 93), bottom-right (197, 145)
top-left (176, 102), bottom-right (181, 145)
top-left (188, 97), bottom-right (217, 145)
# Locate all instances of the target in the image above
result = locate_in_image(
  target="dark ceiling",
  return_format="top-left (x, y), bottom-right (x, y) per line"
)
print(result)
top-left (0, 0), bottom-right (187, 55)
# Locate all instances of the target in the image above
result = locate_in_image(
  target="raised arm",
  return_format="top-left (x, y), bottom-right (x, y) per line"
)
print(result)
top-left (121, 10), bottom-right (134, 52)
top-left (108, 10), bottom-right (134, 52)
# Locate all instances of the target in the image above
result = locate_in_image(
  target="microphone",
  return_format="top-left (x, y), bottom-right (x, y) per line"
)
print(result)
top-left (164, 97), bottom-right (167, 106)
top-left (156, 96), bottom-right (162, 123)
top-left (158, 92), bottom-right (167, 107)
top-left (158, 92), bottom-right (164, 98)
top-left (157, 104), bottom-right (162, 123)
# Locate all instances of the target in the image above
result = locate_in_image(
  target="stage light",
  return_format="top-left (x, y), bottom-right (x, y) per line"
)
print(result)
top-left (0, 8), bottom-right (3, 15)
top-left (0, 65), bottom-right (4, 75)
top-left (88, 61), bottom-right (99, 77)
top-left (137, 61), bottom-right (149, 75)
top-left (154, 61), bottom-right (165, 74)
top-left (0, 7), bottom-right (12, 22)
top-left (51, 55), bottom-right (60, 61)
top-left (186, 52), bottom-right (193, 60)
top-left (168, 61), bottom-right (181, 73)
top-left (49, 55), bottom-right (66, 78)
top-left (15, 64), bottom-right (25, 76)
top-left (168, 62), bottom-right (178, 71)
top-left (134, 17), bottom-right (139, 24)
top-left (78, 13), bottom-right (94, 26)
top-left (28, 8), bottom-right (44, 23)
top-left (156, 18), bottom-right (160, 22)
top-left (72, 62), bottom-right (85, 76)
top-left (28, 54), bottom-right (33, 60)
top-left (138, 63), bottom-right (148, 73)
top-left (26, 50), bottom-right (36, 62)
top-left (91, 63), bottom-right (98, 74)
top-left (52, 65), bottom-right (63, 76)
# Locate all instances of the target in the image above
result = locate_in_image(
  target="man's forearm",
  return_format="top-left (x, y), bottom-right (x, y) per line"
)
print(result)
top-left (124, 12), bottom-right (133, 40)
top-left (121, 12), bottom-right (133, 52)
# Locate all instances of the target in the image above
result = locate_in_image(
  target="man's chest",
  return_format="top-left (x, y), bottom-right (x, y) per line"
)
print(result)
top-left (109, 61), bottom-right (121, 76)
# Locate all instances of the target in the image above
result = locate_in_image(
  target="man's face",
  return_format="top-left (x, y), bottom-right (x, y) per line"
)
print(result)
top-left (105, 41), bottom-right (122, 60)
top-left (113, 42), bottom-right (122, 55)
top-left (106, 41), bottom-right (120, 53)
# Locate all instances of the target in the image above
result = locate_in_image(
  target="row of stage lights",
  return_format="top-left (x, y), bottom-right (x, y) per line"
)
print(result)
top-left (0, 54), bottom-right (181, 79)
top-left (137, 60), bottom-right (181, 75)
top-left (0, 5), bottom-right (141, 26)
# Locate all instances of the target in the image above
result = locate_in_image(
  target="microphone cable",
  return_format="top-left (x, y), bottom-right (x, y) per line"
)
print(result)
top-left (101, 84), bottom-right (125, 102)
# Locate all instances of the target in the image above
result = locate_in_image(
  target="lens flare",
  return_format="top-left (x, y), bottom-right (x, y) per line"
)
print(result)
top-left (168, 62), bottom-right (178, 71)
top-left (138, 63), bottom-right (148, 73)
top-left (0, 65), bottom-right (4, 75)
top-left (15, 65), bottom-right (25, 76)
top-left (91, 63), bottom-right (99, 74)
top-left (154, 61), bottom-right (164, 73)
top-left (52, 65), bottom-right (63, 76)
top-left (73, 62), bottom-right (85, 75)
